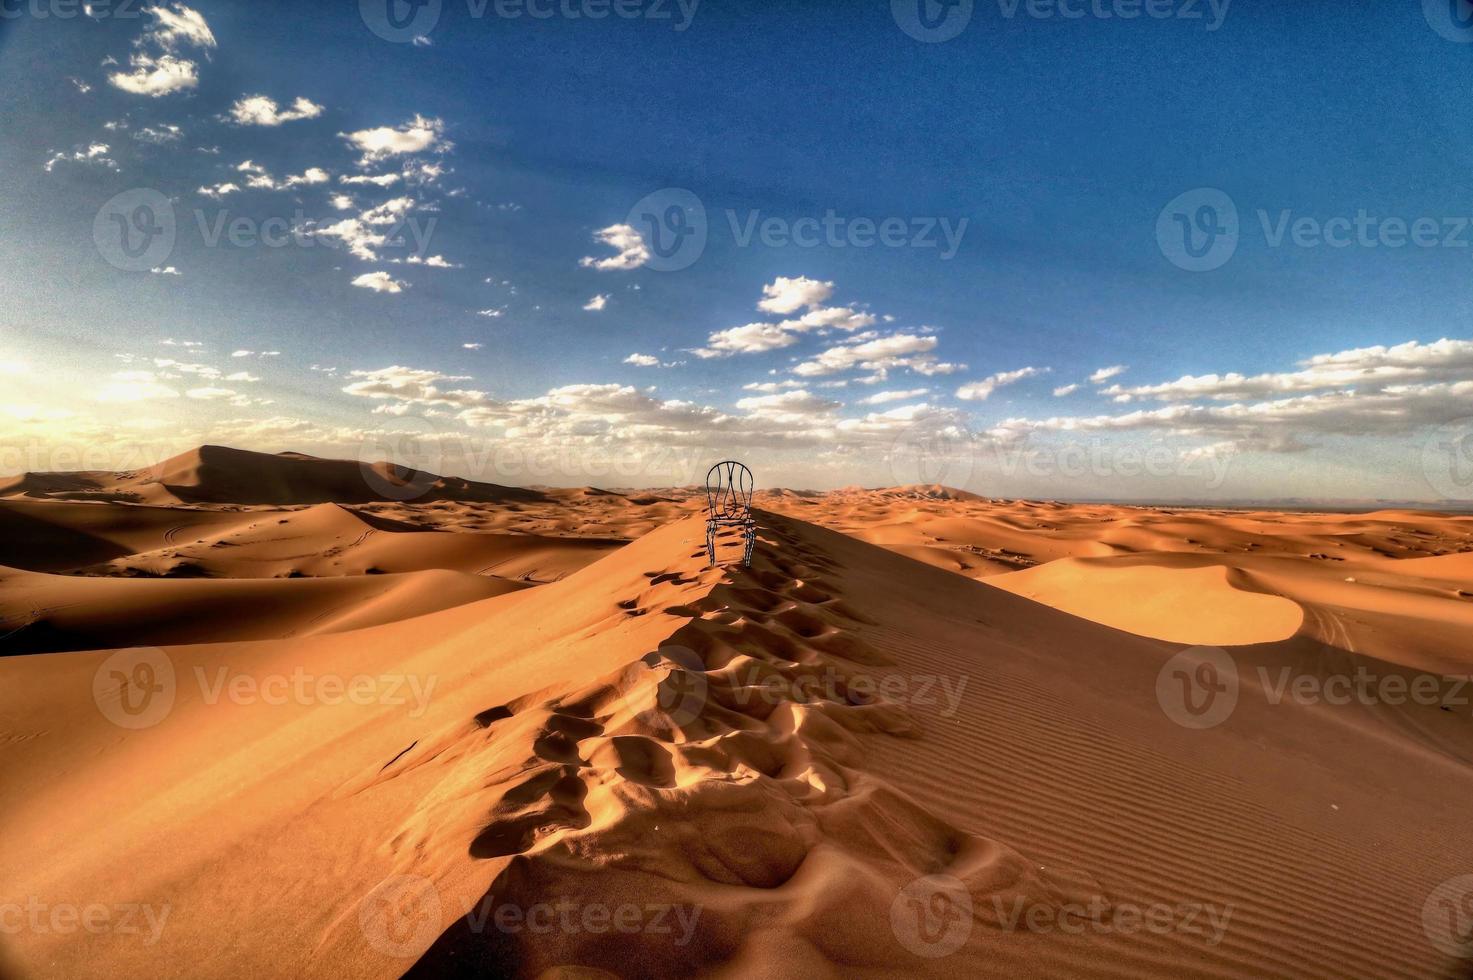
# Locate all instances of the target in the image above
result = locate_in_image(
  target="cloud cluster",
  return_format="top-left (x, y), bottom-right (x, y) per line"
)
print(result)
top-left (695, 277), bottom-right (878, 358)
top-left (340, 115), bottom-right (449, 166)
top-left (580, 224), bottom-right (650, 271)
top-left (956, 366), bottom-right (1045, 401)
top-left (108, 3), bottom-right (216, 97)
top-left (229, 95), bottom-right (325, 127)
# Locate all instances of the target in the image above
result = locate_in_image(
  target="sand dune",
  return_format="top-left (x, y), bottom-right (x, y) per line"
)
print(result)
top-left (0, 564), bottom-right (530, 654)
top-left (68, 502), bottom-right (623, 582)
top-left (0, 444), bottom-right (548, 506)
top-left (0, 448), bottom-right (1470, 977)
top-left (991, 556), bottom-right (1307, 646)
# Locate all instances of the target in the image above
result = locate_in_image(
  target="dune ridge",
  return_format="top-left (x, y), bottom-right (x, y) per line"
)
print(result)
top-left (3, 508), bottom-right (1470, 978)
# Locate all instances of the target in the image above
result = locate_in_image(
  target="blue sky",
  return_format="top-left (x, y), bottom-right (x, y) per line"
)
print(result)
top-left (2, 0), bottom-right (1472, 500)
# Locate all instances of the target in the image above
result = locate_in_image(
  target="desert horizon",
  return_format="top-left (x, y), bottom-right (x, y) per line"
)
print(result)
top-left (3, 441), bottom-right (1473, 977)
top-left (5, 2), bottom-right (1473, 977)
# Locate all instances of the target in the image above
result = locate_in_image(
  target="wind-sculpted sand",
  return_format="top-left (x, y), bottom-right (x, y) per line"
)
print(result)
top-left (1, 447), bottom-right (1470, 978)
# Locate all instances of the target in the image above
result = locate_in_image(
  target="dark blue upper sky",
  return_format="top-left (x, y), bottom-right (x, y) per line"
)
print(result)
top-left (2, 0), bottom-right (1471, 498)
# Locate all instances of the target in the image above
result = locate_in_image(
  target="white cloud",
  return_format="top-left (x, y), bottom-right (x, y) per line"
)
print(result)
top-left (360, 196), bottom-right (414, 224)
top-left (100, 5), bottom-right (214, 97)
top-left (463, 343), bottom-right (483, 350)
top-left (145, 3), bottom-right (217, 50)
top-left (340, 115), bottom-right (449, 165)
top-left (1102, 339), bottom-right (1473, 404)
top-left (757, 276), bottom-right (834, 315)
top-left (1053, 383), bottom-right (1080, 397)
top-left (109, 52), bottom-right (199, 97)
top-left (229, 95), bottom-right (325, 127)
top-left (584, 294), bottom-right (610, 312)
top-left (242, 166), bottom-right (331, 191)
top-left (695, 280), bottom-right (877, 358)
top-left (860, 388), bottom-right (929, 405)
top-left (1089, 364), bottom-right (1128, 384)
top-left (311, 198), bottom-right (419, 262)
top-left (329, 193), bottom-right (354, 211)
top-left (696, 323), bottom-right (799, 358)
top-left (351, 271), bottom-right (408, 293)
top-left (342, 366), bottom-right (486, 408)
top-left (476, 308), bottom-right (505, 318)
top-left (339, 173), bottom-right (401, 187)
top-left (579, 224), bottom-right (649, 271)
top-left (44, 143), bottom-right (118, 173)
top-left (150, 266), bottom-right (181, 276)
top-left (736, 389), bottom-right (840, 420)
top-left (956, 366), bottom-right (1045, 401)
top-left (793, 333), bottom-right (953, 378)
top-left (198, 181), bottom-right (239, 199)
top-left (623, 353), bottom-right (659, 367)
top-left (133, 123), bottom-right (183, 144)
top-left (404, 254), bottom-right (459, 268)
top-left (314, 218), bottom-right (385, 261)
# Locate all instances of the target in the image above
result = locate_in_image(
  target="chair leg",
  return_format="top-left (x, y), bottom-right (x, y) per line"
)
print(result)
top-left (706, 521), bottom-right (716, 567)
top-left (742, 522), bottom-right (756, 567)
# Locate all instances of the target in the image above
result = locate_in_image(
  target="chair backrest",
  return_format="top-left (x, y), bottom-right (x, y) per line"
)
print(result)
top-left (705, 460), bottom-right (754, 519)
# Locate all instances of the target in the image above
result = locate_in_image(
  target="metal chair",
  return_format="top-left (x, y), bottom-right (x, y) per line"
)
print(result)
top-left (705, 460), bottom-right (756, 567)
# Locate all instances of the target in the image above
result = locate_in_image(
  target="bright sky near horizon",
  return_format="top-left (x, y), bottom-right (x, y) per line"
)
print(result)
top-left (2, 0), bottom-right (1472, 501)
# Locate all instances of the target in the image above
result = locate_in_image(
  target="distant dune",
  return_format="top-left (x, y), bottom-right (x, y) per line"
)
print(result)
top-left (1, 446), bottom-right (1471, 977)
top-left (0, 444), bottom-right (548, 506)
